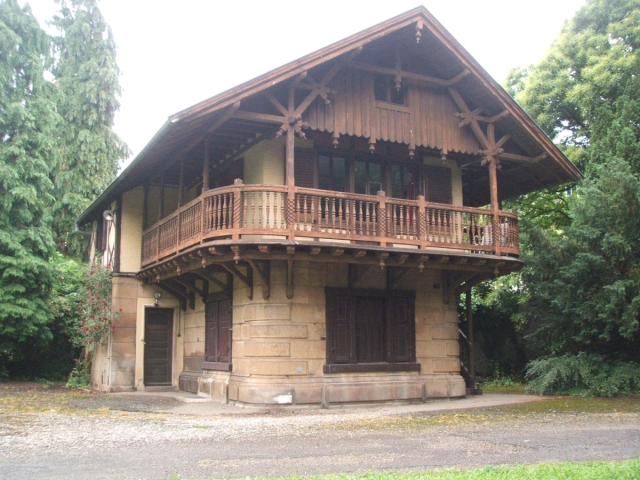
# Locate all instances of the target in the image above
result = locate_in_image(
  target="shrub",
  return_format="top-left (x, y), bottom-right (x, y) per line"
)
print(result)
top-left (526, 352), bottom-right (640, 396)
top-left (66, 361), bottom-right (91, 390)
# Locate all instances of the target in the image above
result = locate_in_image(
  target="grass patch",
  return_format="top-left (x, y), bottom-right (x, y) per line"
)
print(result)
top-left (243, 459), bottom-right (640, 479)
top-left (329, 396), bottom-right (640, 432)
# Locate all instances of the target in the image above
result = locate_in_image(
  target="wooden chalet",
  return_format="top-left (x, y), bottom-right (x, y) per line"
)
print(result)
top-left (78, 7), bottom-right (582, 404)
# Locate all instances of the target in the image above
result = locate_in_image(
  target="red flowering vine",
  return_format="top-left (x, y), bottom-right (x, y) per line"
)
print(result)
top-left (70, 264), bottom-right (119, 350)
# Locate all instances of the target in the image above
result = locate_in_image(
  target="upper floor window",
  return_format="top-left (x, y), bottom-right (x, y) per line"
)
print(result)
top-left (374, 74), bottom-right (406, 106)
top-left (318, 155), bottom-right (347, 192)
top-left (354, 160), bottom-right (382, 196)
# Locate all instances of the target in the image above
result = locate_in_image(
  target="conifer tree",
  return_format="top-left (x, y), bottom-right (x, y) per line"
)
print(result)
top-left (0, 0), bottom-right (60, 359)
top-left (50, 0), bottom-right (128, 256)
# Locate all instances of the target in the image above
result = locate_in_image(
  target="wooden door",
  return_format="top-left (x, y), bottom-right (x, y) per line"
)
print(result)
top-left (144, 308), bottom-right (173, 385)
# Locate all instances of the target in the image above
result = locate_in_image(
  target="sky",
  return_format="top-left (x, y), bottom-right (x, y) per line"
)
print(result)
top-left (24, 0), bottom-right (586, 168)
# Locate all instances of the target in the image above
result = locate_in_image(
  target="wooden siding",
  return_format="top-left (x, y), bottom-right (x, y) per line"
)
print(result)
top-left (303, 68), bottom-right (480, 155)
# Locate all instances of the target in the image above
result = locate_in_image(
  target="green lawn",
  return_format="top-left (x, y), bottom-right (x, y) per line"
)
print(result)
top-left (245, 459), bottom-right (640, 480)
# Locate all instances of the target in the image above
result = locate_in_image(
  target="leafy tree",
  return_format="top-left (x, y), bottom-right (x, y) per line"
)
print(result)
top-left (50, 0), bottom-right (128, 256)
top-left (0, 0), bottom-right (60, 373)
top-left (512, 0), bottom-right (640, 173)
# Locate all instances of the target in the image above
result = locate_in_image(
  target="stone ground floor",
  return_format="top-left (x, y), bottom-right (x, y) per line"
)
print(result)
top-left (93, 260), bottom-right (475, 405)
top-left (1, 384), bottom-right (639, 479)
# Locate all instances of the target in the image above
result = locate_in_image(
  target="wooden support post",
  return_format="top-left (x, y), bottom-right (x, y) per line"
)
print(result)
top-left (466, 289), bottom-right (475, 389)
top-left (286, 86), bottom-right (296, 241)
top-left (485, 123), bottom-right (502, 257)
top-left (202, 138), bottom-right (210, 191)
top-left (377, 190), bottom-right (387, 246)
top-left (232, 178), bottom-right (242, 240)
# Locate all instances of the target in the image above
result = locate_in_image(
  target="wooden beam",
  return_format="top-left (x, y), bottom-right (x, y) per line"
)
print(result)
top-left (172, 276), bottom-right (206, 299)
top-left (263, 91), bottom-right (288, 116)
top-left (456, 273), bottom-right (494, 294)
top-left (495, 134), bottom-right (511, 149)
top-left (499, 152), bottom-right (547, 163)
top-left (194, 270), bottom-right (231, 292)
top-left (351, 62), bottom-right (469, 87)
top-left (387, 266), bottom-right (415, 290)
top-left (293, 47), bottom-right (362, 118)
top-left (157, 282), bottom-right (187, 311)
top-left (220, 262), bottom-right (252, 299)
top-left (207, 101), bottom-right (241, 133)
top-left (163, 279), bottom-right (195, 309)
top-left (246, 260), bottom-right (270, 299)
top-left (349, 264), bottom-right (375, 289)
top-left (232, 110), bottom-right (288, 125)
top-left (448, 87), bottom-right (490, 149)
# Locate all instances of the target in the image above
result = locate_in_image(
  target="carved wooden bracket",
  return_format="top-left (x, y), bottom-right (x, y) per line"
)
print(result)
top-left (247, 259), bottom-right (270, 300)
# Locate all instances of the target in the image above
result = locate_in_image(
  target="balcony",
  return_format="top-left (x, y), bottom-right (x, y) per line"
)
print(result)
top-left (140, 182), bottom-right (519, 268)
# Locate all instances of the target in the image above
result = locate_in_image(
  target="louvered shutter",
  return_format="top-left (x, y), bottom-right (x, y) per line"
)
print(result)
top-left (327, 293), bottom-right (352, 364)
top-left (217, 298), bottom-right (232, 363)
top-left (294, 148), bottom-right (315, 188)
top-left (386, 295), bottom-right (416, 363)
top-left (205, 302), bottom-right (219, 362)
top-left (426, 165), bottom-right (452, 204)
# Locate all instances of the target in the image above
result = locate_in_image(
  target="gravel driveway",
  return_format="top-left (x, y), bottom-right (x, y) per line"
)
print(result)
top-left (1, 384), bottom-right (639, 479)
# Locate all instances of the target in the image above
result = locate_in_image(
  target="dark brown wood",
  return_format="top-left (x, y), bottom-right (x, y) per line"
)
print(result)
top-left (157, 282), bottom-right (187, 311)
top-left (202, 138), bottom-right (210, 192)
top-left (247, 259), bottom-right (270, 299)
top-left (466, 289), bottom-right (475, 387)
top-left (325, 288), bottom-right (415, 367)
top-left (351, 61), bottom-right (469, 87)
top-left (323, 362), bottom-right (420, 373)
top-left (205, 297), bottom-right (232, 364)
top-left (286, 258), bottom-right (294, 299)
top-left (144, 308), bottom-right (173, 385)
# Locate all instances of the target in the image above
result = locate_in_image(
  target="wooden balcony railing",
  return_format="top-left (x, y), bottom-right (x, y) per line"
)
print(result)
top-left (141, 183), bottom-right (519, 267)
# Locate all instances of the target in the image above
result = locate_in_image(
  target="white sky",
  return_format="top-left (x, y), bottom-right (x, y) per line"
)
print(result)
top-left (24, 0), bottom-right (586, 168)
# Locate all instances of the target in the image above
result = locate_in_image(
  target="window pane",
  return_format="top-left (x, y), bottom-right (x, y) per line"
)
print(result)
top-left (391, 165), bottom-right (402, 198)
top-left (390, 86), bottom-right (405, 105)
top-left (333, 157), bottom-right (346, 192)
top-left (374, 74), bottom-right (387, 102)
top-left (318, 155), bottom-right (330, 190)
top-left (354, 161), bottom-right (366, 194)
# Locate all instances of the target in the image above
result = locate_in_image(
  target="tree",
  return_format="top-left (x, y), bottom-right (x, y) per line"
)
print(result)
top-left (50, 0), bottom-right (128, 256)
top-left (0, 0), bottom-right (60, 371)
top-left (503, 0), bottom-right (640, 395)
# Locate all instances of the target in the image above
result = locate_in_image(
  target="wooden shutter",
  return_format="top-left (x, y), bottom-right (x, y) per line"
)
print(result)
top-left (205, 298), bottom-right (232, 363)
top-left (205, 301), bottom-right (219, 362)
top-left (356, 296), bottom-right (385, 363)
top-left (326, 292), bottom-right (352, 364)
top-left (386, 295), bottom-right (416, 363)
top-left (425, 165), bottom-right (452, 204)
top-left (217, 298), bottom-right (232, 363)
top-left (294, 148), bottom-right (315, 188)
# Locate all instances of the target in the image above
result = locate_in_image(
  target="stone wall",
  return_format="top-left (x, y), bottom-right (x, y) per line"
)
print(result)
top-left (195, 260), bottom-right (465, 405)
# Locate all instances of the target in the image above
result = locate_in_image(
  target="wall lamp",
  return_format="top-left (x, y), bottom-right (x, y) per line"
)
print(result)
top-left (153, 291), bottom-right (162, 307)
top-left (103, 210), bottom-right (116, 222)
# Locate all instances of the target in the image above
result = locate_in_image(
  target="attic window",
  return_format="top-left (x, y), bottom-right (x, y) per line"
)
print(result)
top-left (373, 74), bottom-right (405, 106)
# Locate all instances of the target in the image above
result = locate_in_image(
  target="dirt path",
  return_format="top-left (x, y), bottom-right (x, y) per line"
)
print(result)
top-left (1, 383), bottom-right (639, 479)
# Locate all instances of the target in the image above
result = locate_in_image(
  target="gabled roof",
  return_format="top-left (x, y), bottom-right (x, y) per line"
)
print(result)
top-left (78, 6), bottom-right (582, 224)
